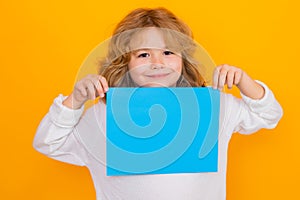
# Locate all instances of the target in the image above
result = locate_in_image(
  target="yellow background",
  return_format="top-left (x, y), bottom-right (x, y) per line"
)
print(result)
top-left (0, 0), bottom-right (299, 199)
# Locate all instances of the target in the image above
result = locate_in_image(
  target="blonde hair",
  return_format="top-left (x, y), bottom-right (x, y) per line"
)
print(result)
top-left (99, 7), bottom-right (207, 87)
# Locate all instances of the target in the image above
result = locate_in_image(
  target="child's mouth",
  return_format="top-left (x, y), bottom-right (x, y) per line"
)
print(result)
top-left (145, 73), bottom-right (171, 78)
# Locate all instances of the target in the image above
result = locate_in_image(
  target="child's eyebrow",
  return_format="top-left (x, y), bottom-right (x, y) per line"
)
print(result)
top-left (132, 48), bottom-right (150, 52)
top-left (130, 49), bottom-right (148, 56)
top-left (131, 47), bottom-right (169, 53)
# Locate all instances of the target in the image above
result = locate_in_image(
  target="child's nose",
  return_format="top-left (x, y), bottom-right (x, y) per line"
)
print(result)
top-left (150, 53), bottom-right (164, 67)
top-left (151, 58), bottom-right (164, 69)
top-left (151, 63), bottom-right (164, 70)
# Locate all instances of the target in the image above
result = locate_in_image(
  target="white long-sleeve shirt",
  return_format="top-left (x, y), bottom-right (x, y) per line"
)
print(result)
top-left (33, 82), bottom-right (283, 200)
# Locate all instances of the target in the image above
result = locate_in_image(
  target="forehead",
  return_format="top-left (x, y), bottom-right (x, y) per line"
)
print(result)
top-left (129, 27), bottom-right (166, 50)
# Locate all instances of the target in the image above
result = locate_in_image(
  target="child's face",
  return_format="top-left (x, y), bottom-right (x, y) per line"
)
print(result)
top-left (128, 27), bottom-right (182, 87)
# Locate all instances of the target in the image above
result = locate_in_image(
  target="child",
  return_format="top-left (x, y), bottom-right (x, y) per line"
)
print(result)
top-left (33, 7), bottom-right (283, 200)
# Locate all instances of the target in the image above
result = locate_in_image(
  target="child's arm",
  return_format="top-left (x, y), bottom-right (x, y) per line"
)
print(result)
top-left (33, 95), bottom-right (87, 165)
top-left (214, 64), bottom-right (283, 135)
top-left (213, 64), bottom-right (265, 99)
top-left (33, 74), bottom-right (108, 165)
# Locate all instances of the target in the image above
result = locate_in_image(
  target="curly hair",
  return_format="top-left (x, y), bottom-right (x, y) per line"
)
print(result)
top-left (99, 7), bottom-right (207, 87)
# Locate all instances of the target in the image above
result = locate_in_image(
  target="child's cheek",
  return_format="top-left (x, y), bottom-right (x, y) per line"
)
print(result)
top-left (129, 59), bottom-right (149, 70)
top-left (168, 59), bottom-right (182, 73)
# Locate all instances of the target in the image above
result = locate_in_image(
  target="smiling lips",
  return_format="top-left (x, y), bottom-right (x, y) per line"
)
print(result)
top-left (145, 72), bottom-right (171, 78)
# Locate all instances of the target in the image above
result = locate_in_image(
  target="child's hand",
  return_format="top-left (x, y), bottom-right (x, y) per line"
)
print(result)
top-left (63, 75), bottom-right (109, 109)
top-left (212, 64), bottom-right (244, 91)
top-left (212, 64), bottom-right (265, 99)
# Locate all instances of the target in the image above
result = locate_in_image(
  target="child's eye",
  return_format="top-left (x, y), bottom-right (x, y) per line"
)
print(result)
top-left (138, 53), bottom-right (150, 58)
top-left (164, 51), bottom-right (174, 55)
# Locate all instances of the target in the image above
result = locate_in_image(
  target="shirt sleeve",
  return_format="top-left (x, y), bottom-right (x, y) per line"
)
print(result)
top-left (33, 94), bottom-right (89, 166)
top-left (222, 81), bottom-right (283, 135)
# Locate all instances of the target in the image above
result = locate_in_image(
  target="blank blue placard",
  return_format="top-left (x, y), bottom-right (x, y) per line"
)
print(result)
top-left (106, 87), bottom-right (220, 176)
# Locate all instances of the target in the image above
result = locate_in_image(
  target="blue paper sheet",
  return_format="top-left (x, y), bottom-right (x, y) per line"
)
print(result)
top-left (106, 87), bottom-right (220, 176)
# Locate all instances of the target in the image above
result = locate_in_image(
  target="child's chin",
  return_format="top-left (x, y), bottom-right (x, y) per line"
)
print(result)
top-left (140, 82), bottom-right (175, 87)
